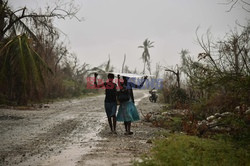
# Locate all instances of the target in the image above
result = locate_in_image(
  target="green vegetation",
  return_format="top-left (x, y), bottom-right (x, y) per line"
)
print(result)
top-left (165, 117), bottom-right (182, 132)
top-left (140, 18), bottom-right (250, 166)
top-left (135, 134), bottom-right (250, 166)
top-left (0, 0), bottom-right (99, 105)
top-left (161, 22), bottom-right (250, 136)
top-left (0, 34), bottom-right (52, 105)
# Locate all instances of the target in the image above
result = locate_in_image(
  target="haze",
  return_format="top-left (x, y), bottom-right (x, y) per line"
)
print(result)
top-left (11, 0), bottom-right (248, 74)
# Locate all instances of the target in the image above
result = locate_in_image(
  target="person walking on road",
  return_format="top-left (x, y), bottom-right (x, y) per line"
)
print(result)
top-left (94, 73), bottom-right (118, 134)
top-left (117, 75), bottom-right (147, 135)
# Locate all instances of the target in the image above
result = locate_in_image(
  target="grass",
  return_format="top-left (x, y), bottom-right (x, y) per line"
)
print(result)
top-left (165, 116), bottom-right (182, 132)
top-left (135, 133), bottom-right (250, 166)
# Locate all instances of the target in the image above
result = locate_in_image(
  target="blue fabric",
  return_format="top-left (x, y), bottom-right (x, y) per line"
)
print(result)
top-left (117, 101), bottom-right (140, 122)
top-left (104, 102), bottom-right (117, 118)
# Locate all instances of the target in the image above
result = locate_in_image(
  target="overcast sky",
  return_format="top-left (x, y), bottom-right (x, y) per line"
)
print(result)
top-left (11, 0), bottom-right (249, 74)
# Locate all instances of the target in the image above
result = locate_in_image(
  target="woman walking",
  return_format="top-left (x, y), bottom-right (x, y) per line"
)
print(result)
top-left (117, 75), bottom-right (147, 135)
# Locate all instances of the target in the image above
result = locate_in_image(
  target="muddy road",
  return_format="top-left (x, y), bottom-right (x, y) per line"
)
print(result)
top-left (0, 90), bottom-right (154, 166)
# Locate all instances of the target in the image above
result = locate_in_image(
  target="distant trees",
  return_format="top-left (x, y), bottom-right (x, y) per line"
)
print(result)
top-left (193, 24), bottom-right (250, 110)
top-left (138, 38), bottom-right (154, 74)
top-left (162, 22), bottom-right (250, 112)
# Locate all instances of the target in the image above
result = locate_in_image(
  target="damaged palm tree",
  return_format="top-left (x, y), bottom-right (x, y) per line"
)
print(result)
top-left (0, 34), bottom-right (52, 105)
top-left (138, 38), bottom-right (154, 74)
top-left (0, 0), bottom-right (80, 105)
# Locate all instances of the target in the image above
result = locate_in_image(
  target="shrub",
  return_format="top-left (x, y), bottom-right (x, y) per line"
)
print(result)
top-left (163, 86), bottom-right (189, 109)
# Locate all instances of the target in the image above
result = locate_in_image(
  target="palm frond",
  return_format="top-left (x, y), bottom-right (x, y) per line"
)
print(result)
top-left (0, 34), bottom-right (53, 104)
top-left (17, 35), bottom-right (28, 83)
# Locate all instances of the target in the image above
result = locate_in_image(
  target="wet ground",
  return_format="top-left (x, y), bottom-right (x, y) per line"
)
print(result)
top-left (0, 90), bottom-right (163, 166)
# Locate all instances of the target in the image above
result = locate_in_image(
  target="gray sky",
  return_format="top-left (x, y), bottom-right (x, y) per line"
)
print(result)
top-left (11, 0), bottom-right (248, 74)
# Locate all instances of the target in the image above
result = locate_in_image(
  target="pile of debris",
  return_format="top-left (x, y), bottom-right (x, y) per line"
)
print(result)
top-left (141, 108), bottom-right (187, 127)
top-left (197, 106), bottom-right (250, 134)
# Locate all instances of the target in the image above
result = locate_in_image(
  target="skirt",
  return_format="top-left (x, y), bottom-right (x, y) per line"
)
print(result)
top-left (104, 102), bottom-right (117, 118)
top-left (117, 101), bottom-right (140, 122)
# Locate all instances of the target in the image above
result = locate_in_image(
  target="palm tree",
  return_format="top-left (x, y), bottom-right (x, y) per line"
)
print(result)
top-left (138, 38), bottom-right (154, 74)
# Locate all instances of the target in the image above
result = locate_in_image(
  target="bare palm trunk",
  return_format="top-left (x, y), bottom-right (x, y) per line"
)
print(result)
top-left (147, 61), bottom-right (152, 75)
top-left (122, 54), bottom-right (126, 73)
top-left (176, 69), bottom-right (180, 88)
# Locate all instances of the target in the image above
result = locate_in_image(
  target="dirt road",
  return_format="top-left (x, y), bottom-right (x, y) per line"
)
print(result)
top-left (0, 90), bottom-right (162, 166)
